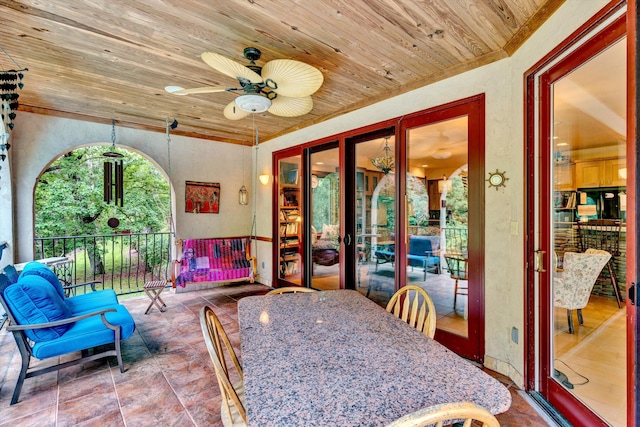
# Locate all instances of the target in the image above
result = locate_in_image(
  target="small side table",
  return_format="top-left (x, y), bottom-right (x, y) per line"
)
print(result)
top-left (143, 280), bottom-right (167, 314)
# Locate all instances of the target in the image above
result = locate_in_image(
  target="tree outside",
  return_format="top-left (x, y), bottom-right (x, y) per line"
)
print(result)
top-left (34, 146), bottom-right (171, 283)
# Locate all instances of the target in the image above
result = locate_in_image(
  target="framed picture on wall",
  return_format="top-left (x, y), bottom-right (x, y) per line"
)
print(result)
top-left (185, 181), bottom-right (220, 213)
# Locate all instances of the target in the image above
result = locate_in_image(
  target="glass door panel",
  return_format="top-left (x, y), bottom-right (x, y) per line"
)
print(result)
top-left (550, 37), bottom-right (626, 425)
top-left (354, 135), bottom-right (397, 306)
top-left (407, 117), bottom-right (469, 338)
top-left (309, 144), bottom-right (341, 290)
top-left (277, 154), bottom-right (302, 284)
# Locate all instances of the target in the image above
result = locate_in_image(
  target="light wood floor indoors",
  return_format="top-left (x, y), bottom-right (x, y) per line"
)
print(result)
top-left (554, 295), bottom-right (626, 426)
top-left (0, 282), bottom-right (552, 426)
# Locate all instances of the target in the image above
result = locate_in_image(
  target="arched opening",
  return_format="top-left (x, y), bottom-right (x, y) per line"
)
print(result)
top-left (33, 144), bottom-right (175, 295)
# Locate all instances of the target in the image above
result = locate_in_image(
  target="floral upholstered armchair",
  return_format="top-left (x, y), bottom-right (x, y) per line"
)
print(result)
top-left (553, 249), bottom-right (611, 334)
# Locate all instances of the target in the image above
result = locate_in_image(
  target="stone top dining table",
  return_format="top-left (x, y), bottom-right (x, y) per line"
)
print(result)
top-left (238, 289), bottom-right (511, 427)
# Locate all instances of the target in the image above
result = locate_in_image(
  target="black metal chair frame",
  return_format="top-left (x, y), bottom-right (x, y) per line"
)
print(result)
top-left (0, 274), bottom-right (126, 405)
top-left (444, 253), bottom-right (468, 310)
top-left (577, 219), bottom-right (623, 308)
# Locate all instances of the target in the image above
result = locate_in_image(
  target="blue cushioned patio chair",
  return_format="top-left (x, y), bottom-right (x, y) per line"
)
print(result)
top-left (0, 272), bottom-right (136, 405)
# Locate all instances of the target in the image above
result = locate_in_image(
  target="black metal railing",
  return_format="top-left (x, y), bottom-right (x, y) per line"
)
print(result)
top-left (443, 227), bottom-right (468, 255)
top-left (34, 232), bottom-right (173, 296)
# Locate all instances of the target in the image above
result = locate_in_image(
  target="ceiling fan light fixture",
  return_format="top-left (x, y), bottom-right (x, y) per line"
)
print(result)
top-left (235, 93), bottom-right (271, 113)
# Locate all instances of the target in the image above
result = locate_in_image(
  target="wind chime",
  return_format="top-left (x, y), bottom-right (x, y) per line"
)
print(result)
top-left (103, 120), bottom-right (124, 206)
top-left (0, 45), bottom-right (27, 162)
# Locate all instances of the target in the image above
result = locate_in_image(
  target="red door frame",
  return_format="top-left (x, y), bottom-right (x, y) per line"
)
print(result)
top-left (272, 95), bottom-right (486, 361)
top-left (524, 1), bottom-right (630, 425)
top-left (626, 0), bottom-right (638, 423)
top-left (400, 94), bottom-right (486, 362)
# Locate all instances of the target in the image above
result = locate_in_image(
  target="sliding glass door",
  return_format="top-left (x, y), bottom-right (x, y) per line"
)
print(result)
top-left (532, 11), bottom-right (630, 425)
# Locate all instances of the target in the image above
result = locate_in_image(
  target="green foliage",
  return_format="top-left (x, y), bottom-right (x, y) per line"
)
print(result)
top-left (444, 176), bottom-right (468, 227)
top-left (312, 172), bottom-right (339, 230)
top-left (35, 146), bottom-right (171, 275)
top-left (35, 146), bottom-right (170, 238)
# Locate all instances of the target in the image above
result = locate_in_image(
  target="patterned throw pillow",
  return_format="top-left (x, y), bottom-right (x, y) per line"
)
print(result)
top-left (322, 224), bottom-right (339, 239)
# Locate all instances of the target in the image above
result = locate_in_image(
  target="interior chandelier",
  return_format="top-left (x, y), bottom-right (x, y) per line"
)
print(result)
top-left (371, 137), bottom-right (395, 174)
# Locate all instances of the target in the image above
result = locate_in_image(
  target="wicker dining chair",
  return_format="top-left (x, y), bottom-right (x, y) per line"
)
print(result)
top-left (266, 286), bottom-right (317, 294)
top-left (386, 285), bottom-right (437, 338)
top-left (199, 305), bottom-right (247, 427)
top-left (385, 401), bottom-right (500, 427)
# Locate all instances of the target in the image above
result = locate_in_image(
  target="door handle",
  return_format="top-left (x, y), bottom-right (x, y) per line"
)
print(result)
top-left (629, 282), bottom-right (636, 306)
top-left (343, 234), bottom-right (352, 245)
top-left (534, 250), bottom-right (546, 273)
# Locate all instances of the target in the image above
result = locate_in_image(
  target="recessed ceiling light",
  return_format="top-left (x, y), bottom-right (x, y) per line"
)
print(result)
top-left (316, 162), bottom-right (324, 165)
top-left (557, 142), bottom-right (568, 147)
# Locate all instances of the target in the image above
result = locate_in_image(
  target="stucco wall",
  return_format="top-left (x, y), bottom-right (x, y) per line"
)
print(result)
top-left (4, 114), bottom-right (253, 264)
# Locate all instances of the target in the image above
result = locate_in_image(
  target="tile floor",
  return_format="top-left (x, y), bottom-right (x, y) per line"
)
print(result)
top-left (0, 283), bottom-right (552, 426)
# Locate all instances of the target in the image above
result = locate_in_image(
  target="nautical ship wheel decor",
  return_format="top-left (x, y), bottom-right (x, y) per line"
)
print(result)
top-left (486, 169), bottom-right (508, 190)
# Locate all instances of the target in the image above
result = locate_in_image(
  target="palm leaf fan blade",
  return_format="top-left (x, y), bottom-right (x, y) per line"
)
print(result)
top-left (166, 85), bottom-right (228, 95)
top-left (268, 96), bottom-right (313, 117)
top-left (261, 59), bottom-right (323, 98)
top-left (201, 52), bottom-right (263, 83)
top-left (224, 101), bottom-right (251, 120)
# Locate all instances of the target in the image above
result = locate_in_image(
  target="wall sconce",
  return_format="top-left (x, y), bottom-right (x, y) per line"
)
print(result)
top-left (259, 174), bottom-right (271, 185)
top-left (238, 185), bottom-right (248, 205)
top-left (438, 175), bottom-right (452, 193)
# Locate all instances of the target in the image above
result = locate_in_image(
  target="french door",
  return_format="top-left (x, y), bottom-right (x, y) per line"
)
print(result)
top-left (526, 2), bottom-right (637, 425)
top-left (400, 95), bottom-right (485, 361)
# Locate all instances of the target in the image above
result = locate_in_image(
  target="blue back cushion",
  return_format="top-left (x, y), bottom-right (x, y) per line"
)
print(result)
top-left (409, 236), bottom-right (439, 256)
top-left (4, 274), bottom-right (72, 342)
top-left (20, 262), bottom-right (66, 300)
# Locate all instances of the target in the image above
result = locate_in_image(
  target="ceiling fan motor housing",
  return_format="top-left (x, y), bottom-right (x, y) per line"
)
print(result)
top-left (243, 47), bottom-right (262, 62)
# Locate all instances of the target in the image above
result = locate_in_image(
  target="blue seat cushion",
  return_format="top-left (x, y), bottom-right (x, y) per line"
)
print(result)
top-left (31, 303), bottom-right (136, 360)
top-left (66, 290), bottom-right (119, 315)
top-left (4, 275), bottom-right (72, 342)
top-left (20, 262), bottom-right (66, 300)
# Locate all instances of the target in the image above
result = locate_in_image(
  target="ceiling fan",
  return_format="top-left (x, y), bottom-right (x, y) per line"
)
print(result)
top-left (165, 47), bottom-right (323, 120)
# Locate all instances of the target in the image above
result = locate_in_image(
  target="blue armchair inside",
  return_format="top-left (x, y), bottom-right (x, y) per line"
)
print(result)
top-left (375, 235), bottom-right (440, 280)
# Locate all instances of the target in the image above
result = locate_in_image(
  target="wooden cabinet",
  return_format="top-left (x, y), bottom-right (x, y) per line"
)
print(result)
top-left (365, 170), bottom-right (383, 195)
top-left (554, 163), bottom-right (575, 191)
top-left (575, 159), bottom-right (626, 188)
top-left (603, 158), bottom-right (626, 186)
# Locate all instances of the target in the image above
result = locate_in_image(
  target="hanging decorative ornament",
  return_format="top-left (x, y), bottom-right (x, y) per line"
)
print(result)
top-left (103, 119), bottom-right (124, 206)
top-left (0, 45), bottom-right (27, 161)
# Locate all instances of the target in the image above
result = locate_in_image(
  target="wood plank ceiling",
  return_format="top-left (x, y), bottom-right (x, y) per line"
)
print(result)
top-left (0, 0), bottom-right (563, 145)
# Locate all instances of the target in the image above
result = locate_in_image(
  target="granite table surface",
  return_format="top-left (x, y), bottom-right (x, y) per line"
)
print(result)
top-left (238, 289), bottom-right (511, 427)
